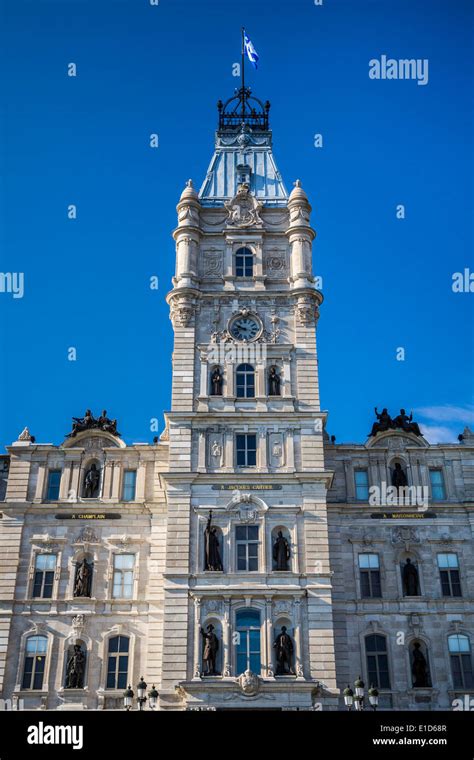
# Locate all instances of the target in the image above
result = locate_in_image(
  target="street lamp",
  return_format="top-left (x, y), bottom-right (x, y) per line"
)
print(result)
top-left (368, 685), bottom-right (379, 711)
top-left (137, 677), bottom-right (147, 711)
top-left (343, 685), bottom-right (354, 711)
top-left (123, 685), bottom-right (134, 711)
top-left (354, 676), bottom-right (365, 711)
top-left (148, 684), bottom-right (159, 710)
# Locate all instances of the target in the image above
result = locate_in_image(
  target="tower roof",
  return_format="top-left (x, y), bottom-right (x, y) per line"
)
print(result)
top-left (199, 87), bottom-right (288, 208)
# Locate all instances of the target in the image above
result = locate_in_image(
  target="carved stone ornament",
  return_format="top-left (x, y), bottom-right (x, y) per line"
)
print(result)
top-left (391, 527), bottom-right (421, 545)
top-left (18, 427), bottom-right (33, 441)
top-left (71, 614), bottom-right (85, 633)
top-left (202, 248), bottom-right (223, 277)
top-left (169, 296), bottom-right (195, 327)
top-left (273, 599), bottom-right (292, 618)
top-left (224, 183), bottom-right (263, 228)
top-left (238, 669), bottom-right (260, 696)
top-left (202, 599), bottom-right (223, 617)
top-left (74, 526), bottom-right (100, 544)
top-left (295, 296), bottom-right (319, 326)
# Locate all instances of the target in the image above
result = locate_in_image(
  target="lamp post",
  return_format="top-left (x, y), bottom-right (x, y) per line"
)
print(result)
top-left (148, 684), bottom-right (159, 710)
top-left (368, 685), bottom-right (379, 711)
top-left (137, 677), bottom-right (147, 711)
top-left (123, 685), bottom-right (134, 711)
top-left (343, 685), bottom-right (354, 711)
top-left (354, 676), bottom-right (365, 711)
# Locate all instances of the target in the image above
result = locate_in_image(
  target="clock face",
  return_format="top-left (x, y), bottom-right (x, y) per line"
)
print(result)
top-left (229, 315), bottom-right (261, 341)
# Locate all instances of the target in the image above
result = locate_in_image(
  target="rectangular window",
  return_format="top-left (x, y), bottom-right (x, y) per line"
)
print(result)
top-left (366, 634), bottom-right (391, 689)
top-left (112, 554), bottom-right (135, 599)
top-left (22, 636), bottom-right (47, 690)
top-left (354, 469), bottom-right (369, 501)
top-left (236, 434), bottom-right (257, 467)
top-left (235, 250), bottom-right (253, 277)
top-left (429, 469), bottom-right (446, 501)
top-left (359, 553), bottom-right (381, 598)
top-left (122, 470), bottom-right (137, 502)
top-left (236, 525), bottom-right (259, 571)
top-left (449, 636), bottom-right (474, 689)
top-left (32, 554), bottom-right (57, 599)
top-left (438, 553), bottom-right (462, 597)
top-left (106, 635), bottom-right (130, 690)
top-left (46, 470), bottom-right (61, 501)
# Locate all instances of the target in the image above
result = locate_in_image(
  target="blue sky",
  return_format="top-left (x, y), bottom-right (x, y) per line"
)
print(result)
top-left (0, 0), bottom-right (472, 449)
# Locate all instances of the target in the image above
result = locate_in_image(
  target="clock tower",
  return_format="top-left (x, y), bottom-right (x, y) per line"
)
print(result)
top-left (160, 86), bottom-right (338, 710)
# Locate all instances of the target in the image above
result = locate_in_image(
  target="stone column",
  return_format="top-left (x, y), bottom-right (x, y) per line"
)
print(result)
top-left (282, 358), bottom-right (291, 397)
top-left (197, 431), bottom-right (206, 472)
top-left (223, 597), bottom-right (231, 677)
top-left (110, 462), bottom-right (120, 501)
top-left (34, 464), bottom-right (47, 503)
top-left (286, 428), bottom-right (295, 471)
top-left (294, 598), bottom-right (304, 678)
top-left (200, 356), bottom-right (208, 397)
top-left (193, 597), bottom-right (202, 679)
top-left (136, 461), bottom-right (146, 501)
top-left (265, 597), bottom-right (274, 677)
top-left (258, 428), bottom-right (268, 472)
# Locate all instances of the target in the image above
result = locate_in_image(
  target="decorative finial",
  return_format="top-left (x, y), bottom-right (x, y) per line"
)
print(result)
top-left (294, 179), bottom-right (302, 188)
top-left (18, 427), bottom-right (33, 442)
top-left (186, 179), bottom-right (193, 188)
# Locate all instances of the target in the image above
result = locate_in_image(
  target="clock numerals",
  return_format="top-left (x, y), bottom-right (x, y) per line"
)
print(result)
top-left (230, 317), bottom-right (260, 341)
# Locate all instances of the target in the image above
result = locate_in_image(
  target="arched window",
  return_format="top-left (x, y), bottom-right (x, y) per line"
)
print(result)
top-left (448, 634), bottom-right (474, 689)
top-left (365, 634), bottom-right (391, 689)
top-left (22, 635), bottom-right (48, 690)
top-left (236, 609), bottom-right (261, 675)
top-left (235, 247), bottom-right (253, 278)
top-left (236, 364), bottom-right (255, 398)
top-left (106, 635), bottom-right (130, 689)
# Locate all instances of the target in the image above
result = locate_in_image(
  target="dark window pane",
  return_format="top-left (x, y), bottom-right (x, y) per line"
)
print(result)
top-left (360, 572), bottom-right (371, 598)
top-left (235, 526), bottom-right (246, 541)
top-left (451, 656), bottom-right (463, 689)
top-left (43, 572), bottom-right (54, 598)
top-left (108, 636), bottom-right (119, 653)
top-left (248, 526), bottom-right (258, 540)
top-left (118, 636), bottom-right (129, 653)
top-left (22, 658), bottom-right (33, 689)
top-left (32, 572), bottom-right (43, 598)
top-left (451, 571), bottom-right (462, 597)
top-left (371, 571), bottom-right (382, 598)
top-left (33, 657), bottom-right (45, 690)
top-left (248, 556), bottom-right (258, 571)
top-left (247, 449), bottom-right (256, 466)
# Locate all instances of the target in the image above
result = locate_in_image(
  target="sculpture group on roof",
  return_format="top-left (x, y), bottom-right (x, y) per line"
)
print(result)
top-left (67, 409), bottom-right (120, 438)
top-left (369, 407), bottom-right (423, 437)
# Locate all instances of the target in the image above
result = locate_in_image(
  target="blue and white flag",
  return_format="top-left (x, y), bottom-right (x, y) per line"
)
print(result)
top-left (244, 31), bottom-right (259, 69)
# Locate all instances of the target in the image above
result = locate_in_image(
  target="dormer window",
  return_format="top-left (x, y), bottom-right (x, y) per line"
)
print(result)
top-left (235, 247), bottom-right (253, 278)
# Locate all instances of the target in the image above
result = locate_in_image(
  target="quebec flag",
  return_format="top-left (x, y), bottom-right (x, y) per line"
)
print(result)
top-left (244, 31), bottom-right (259, 69)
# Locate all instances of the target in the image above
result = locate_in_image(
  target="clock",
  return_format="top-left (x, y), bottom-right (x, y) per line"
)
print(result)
top-left (229, 314), bottom-right (262, 342)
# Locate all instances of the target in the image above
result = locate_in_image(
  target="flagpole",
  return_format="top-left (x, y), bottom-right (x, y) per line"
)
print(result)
top-left (241, 26), bottom-right (245, 120)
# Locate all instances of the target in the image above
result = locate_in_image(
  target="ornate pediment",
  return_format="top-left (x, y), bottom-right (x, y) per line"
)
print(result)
top-left (224, 183), bottom-right (263, 228)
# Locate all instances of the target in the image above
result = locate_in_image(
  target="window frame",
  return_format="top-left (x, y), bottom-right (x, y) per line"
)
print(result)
top-left (46, 469), bottom-right (62, 501)
top-left (236, 433), bottom-right (257, 467)
top-left (354, 468), bottom-right (369, 501)
top-left (21, 635), bottom-right (48, 691)
top-left (429, 468), bottom-right (446, 501)
top-left (235, 608), bottom-right (262, 675)
top-left (365, 634), bottom-right (391, 690)
top-left (111, 553), bottom-right (136, 599)
top-left (437, 553), bottom-right (462, 597)
top-left (236, 364), bottom-right (255, 399)
top-left (235, 525), bottom-right (260, 572)
top-left (106, 635), bottom-right (130, 690)
top-left (235, 247), bottom-right (254, 278)
top-left (358, 553), bottom-right (382, 598)
top-left (448, 634), bottom-right (474, 690)
top-left (32, 553), bottom-right (57, 599)
top-left (121, 470), bottom-right (137, 502)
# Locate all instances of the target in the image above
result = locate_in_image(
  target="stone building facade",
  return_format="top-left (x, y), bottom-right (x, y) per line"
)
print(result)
top-left (0, 89), bottom-right (472, 711)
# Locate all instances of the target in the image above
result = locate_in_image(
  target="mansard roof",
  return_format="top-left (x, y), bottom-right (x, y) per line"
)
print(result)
top-left (199, 88), bottom-right (288, 207)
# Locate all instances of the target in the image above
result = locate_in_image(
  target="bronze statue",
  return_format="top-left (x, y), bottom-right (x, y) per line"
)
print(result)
top-left (204, 511), bottom-right (223, 571)
top-left (83, 464), bottom-right (100, 498)
top-left (201, 624), bottom-right (219, 675)
top-left (273, 626), bottom-right (294, 675)
top-left (369, 408), bottom-right (392, 436)
top-left (392, 409), bottom-right (422, 436)
top-left (210, 368), bottom-right (223, 396)
top-left (412, 642), bottom-right (429, 687)
top-left (67, 409), bottom-right (120, 438)
top-left (268, 367), bottom-right (281, 396)
top-left (273, 531), bottom-right (290, 571)
top-left (73, 558), bottom-right (93, 597)
top-left (392, 462), bottom-right (408, 491)
top-left (402, 558), bottom-right (419, 596)
top-left (65, 645), bottom-right (86, 689)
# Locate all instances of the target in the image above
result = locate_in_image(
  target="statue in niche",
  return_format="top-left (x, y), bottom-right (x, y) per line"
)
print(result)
top-left (73, 558), bottom-right (93, 597)
top-left (273, 531), bottom-right (290, 571)
top-left (412, 642), bottom-right (429, 687)
top-left (392, 409), bottom-right (422, 436)
top-left (273, 626), bottom-right (294, 675)
top-left (65, 645), bottom-right (86, 689)
top-left (210, 367), bottom-right (223, 396)
top-left (83, 464), bottom-right (100, 498)
top-left (402, 558), bottom-right (419, 596)
top-left (268, 366), bottom-right (281, 396)
top-left (204, 511), bottom-right (223, 571)
top-left (200, 624), bottom-right (219, 676)
top-left (392, 462), bottom-right (408, 492)
top-left (369, 408), bottom-right (392, 436)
